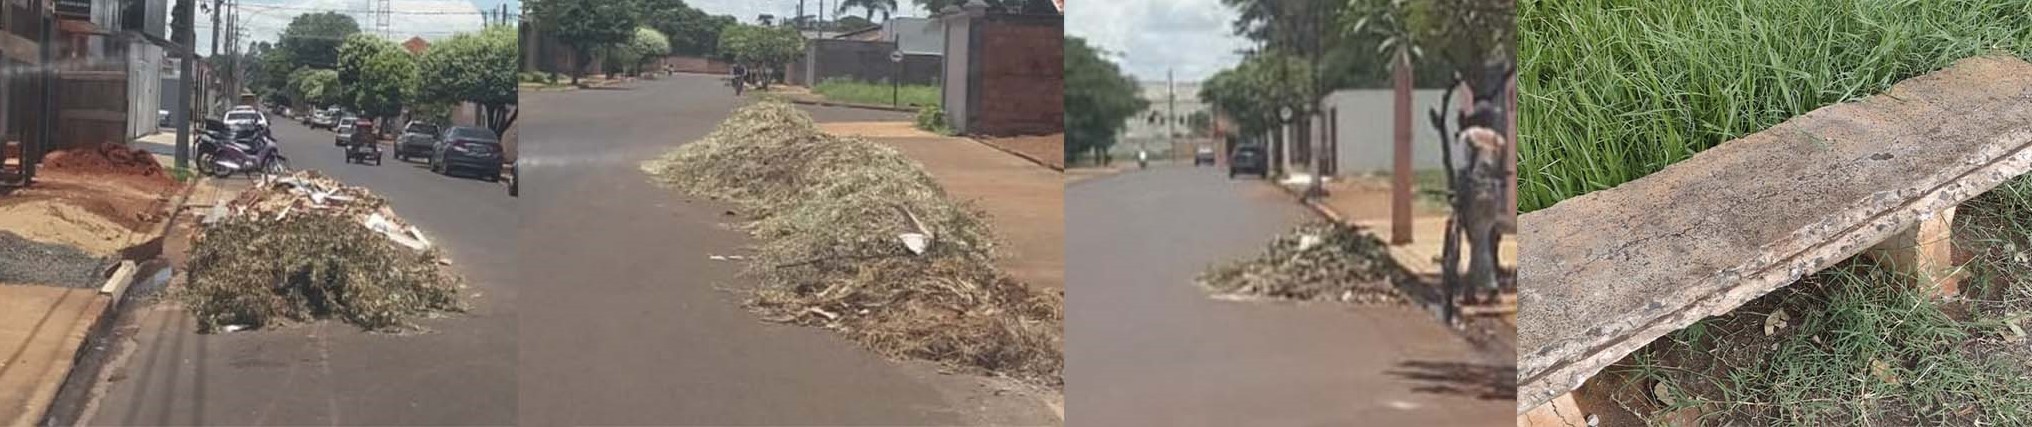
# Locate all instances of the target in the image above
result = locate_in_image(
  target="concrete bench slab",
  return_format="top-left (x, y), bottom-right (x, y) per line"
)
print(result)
top-left (1516, 55), bottom-right (2032, 413)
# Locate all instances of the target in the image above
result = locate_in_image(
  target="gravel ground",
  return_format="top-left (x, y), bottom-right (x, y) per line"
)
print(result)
top-left (0, 230), bottom-right (114, 288)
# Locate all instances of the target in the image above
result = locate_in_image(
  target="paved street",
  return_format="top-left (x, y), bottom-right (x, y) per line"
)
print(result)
top-left (89, 118), bottom-right (519, 425)
top-left (1065, 165), bottom-right (1512, 426)
top-left (516, 73), bottom-right (1055, 425)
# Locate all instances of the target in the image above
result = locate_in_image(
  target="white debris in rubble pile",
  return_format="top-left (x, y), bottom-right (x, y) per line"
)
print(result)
top-left (212, 171), bottom-right (432, 250)
top-left (1197, 221), bottom-right (1404, 304)
top-left (640, 101), bottom-right (1062, 387)
top-left (181, 171), bottom-right (462, 333)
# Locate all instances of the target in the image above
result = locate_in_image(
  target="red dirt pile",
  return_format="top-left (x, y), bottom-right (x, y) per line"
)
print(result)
top-left (40, 143), bottom-right (176, 193)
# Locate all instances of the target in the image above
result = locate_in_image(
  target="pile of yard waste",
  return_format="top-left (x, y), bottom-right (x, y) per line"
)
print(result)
top-left (641, 101), bottom-right (1063, 387)
top-left (1198, 221), bottom-right (1402, 303)
top-left (180, 171), bottom-right (462, 333)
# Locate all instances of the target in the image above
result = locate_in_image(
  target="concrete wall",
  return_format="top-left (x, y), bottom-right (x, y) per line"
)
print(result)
top-left (1314, 88), bottom-right (1449, 174)
top-left (940, 15), bottom-right (970, 132)
top-left (791, 39), bottom-right (940, 86)
top-left (125, 41), bottom-right (161, 138)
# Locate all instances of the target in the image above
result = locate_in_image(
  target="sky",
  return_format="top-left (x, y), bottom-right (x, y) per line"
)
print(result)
top-left (690, 0), bottom-right (935, 25)
top-left (186, 0), bottom-right (506, 54)
top-left (1066, 0), bottom-right (1250, 82)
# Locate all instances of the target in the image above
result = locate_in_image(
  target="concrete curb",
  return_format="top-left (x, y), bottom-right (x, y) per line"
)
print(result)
top-left (39, 174), bottom-right (200, 426)
top-left (783, 97), bottom-right (920, 113)
top-left (968, 138), bottom-right (1064, 172)
top-left (1266, 180), bottom-right (1350, 226)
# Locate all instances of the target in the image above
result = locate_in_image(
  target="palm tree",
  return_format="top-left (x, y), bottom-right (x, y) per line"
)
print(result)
top-left (839, 0), bottom-right (898, 21)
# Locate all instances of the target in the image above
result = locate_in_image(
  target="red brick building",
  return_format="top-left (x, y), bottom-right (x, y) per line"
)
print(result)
top-left (936, 1), bottom-right (1063, 136)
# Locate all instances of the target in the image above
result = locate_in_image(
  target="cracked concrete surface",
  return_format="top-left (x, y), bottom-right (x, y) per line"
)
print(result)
top-left (1516, 55), bottom-right (2032, 413)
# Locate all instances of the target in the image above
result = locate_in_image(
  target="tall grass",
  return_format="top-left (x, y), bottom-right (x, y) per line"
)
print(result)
top-left (812, 77), bottom-right (941, 108)
top-left (1519, 0), bottom-right (2032, 212)
top-left (1611, 175), bottom-right (2032, 425)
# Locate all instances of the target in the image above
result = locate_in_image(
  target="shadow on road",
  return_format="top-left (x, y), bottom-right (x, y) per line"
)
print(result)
top-left (1387, 360), bottom-right (1517, 401)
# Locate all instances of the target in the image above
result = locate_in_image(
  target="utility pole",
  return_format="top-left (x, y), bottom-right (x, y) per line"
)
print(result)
top-left (209, 0), bottom-right (221, 57)
top-left (1303, 0), bottom-right (1327, 200)
top-left (176, 0), bottom-right (197, 170)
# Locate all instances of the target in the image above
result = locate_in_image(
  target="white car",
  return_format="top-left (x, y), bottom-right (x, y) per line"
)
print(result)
top-left (224, 110), bottom-right (267, 128)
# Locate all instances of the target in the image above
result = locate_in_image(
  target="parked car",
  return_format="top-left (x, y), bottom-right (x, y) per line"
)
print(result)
top-left (430, 126), bottom-right (503, 181)
top-left (223, 110), bottom-right (266, 128)
top-left (309, 111), bottom-right (337, 130)
top-left (394, 121), bottom-right (441, 162)
top-left (334, 117), bottom-right (358, 146)
top-left (1193, 146), bottom-right (1217, 166)
top-left (1228, 145), bottom-right (1268, 179)
top-left (157, 110), bottom-right (170, 128)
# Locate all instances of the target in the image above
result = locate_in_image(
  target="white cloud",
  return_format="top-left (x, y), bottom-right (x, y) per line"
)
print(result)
top-left (1067, 0), bottom-right (1249, 82)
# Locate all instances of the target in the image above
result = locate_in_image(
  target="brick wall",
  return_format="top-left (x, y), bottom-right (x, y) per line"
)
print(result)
top-left (520, 23), bottom-right (599, 76)
top-left (967, 16), bottom-right (1062, 136)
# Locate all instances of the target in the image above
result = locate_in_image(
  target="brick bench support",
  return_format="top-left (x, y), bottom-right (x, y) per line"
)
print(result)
top-left (1864, 205), bottom-right (1960, 296)
top-left (1515, 55), bottom-right (2032, 414)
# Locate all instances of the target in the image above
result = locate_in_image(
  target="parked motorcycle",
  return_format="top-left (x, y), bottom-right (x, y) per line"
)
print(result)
top-left (206, 123), bottom-right (290, 178)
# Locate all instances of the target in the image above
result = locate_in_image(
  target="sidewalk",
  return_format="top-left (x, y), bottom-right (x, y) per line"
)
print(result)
top-left (816, 122), bottom-right (1065, 290)
top-left (0, 285), bottom-right (106, 426)
top-left (0, 137), bottom-right (196, 426)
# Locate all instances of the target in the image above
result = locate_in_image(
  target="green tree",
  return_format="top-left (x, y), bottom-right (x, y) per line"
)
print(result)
top-left (1063, 37), bottom-right (1146, 164)
top-left (625, 27), bottom-right (672, 74)
top-left (838, 0), bottom-right (897, 21)
top-left (598, 27), bottom-right (668, 77)
top-left (530, 0), bottom-right (638, 85)
top-left (289, 68), bottom-right (341, 107)
top-left (418, 26), bottom-right (519, 135)
top-left (337, 34), bottom-right (419, 126)
top-left (1198, 52), bottom-right (1310, 141)
top-left (718, 24), bottom-right (803, 88)
top-left (632, 0), bottom-right (715, 56)
top-left (834, 15), bottom-right (876, 31)
top-left (277, 12), bottom-right (361, 71)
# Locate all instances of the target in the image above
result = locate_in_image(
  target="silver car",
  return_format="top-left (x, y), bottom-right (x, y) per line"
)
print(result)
top-left (334, 117), bottom-right (358, 146)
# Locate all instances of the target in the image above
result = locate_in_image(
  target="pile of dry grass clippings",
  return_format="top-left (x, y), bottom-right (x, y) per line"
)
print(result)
top-left (642, 101), bottom-right (1063, 387)
top-left (180, 171), bottom-right (463, 333)
top-left (1198, 221), bottom-right (1403, 304)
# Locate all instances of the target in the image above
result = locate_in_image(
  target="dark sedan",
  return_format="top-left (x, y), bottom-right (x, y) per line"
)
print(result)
top-left (430, 126), bottom-right (504, 181)
top-left (1228, 145), bottom-right (1268, 179)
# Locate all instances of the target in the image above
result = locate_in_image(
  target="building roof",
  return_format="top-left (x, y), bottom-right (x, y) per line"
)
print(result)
top-left (402, 37), bottom-right (431, 55)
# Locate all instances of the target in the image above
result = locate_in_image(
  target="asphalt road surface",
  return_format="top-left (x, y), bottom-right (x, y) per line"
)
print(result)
top-left (90, 117), bottom-right (519, 424)
top-left (516, 74), bottom-right (1055, 425)
top-left (1065, 165), bottom-right (1513, 426)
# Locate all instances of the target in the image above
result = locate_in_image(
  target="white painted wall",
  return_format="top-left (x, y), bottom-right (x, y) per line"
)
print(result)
top-left (939, 14), bottom-right (971, 133)
top-left (1313, 88), bottom-right (1453, 174)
